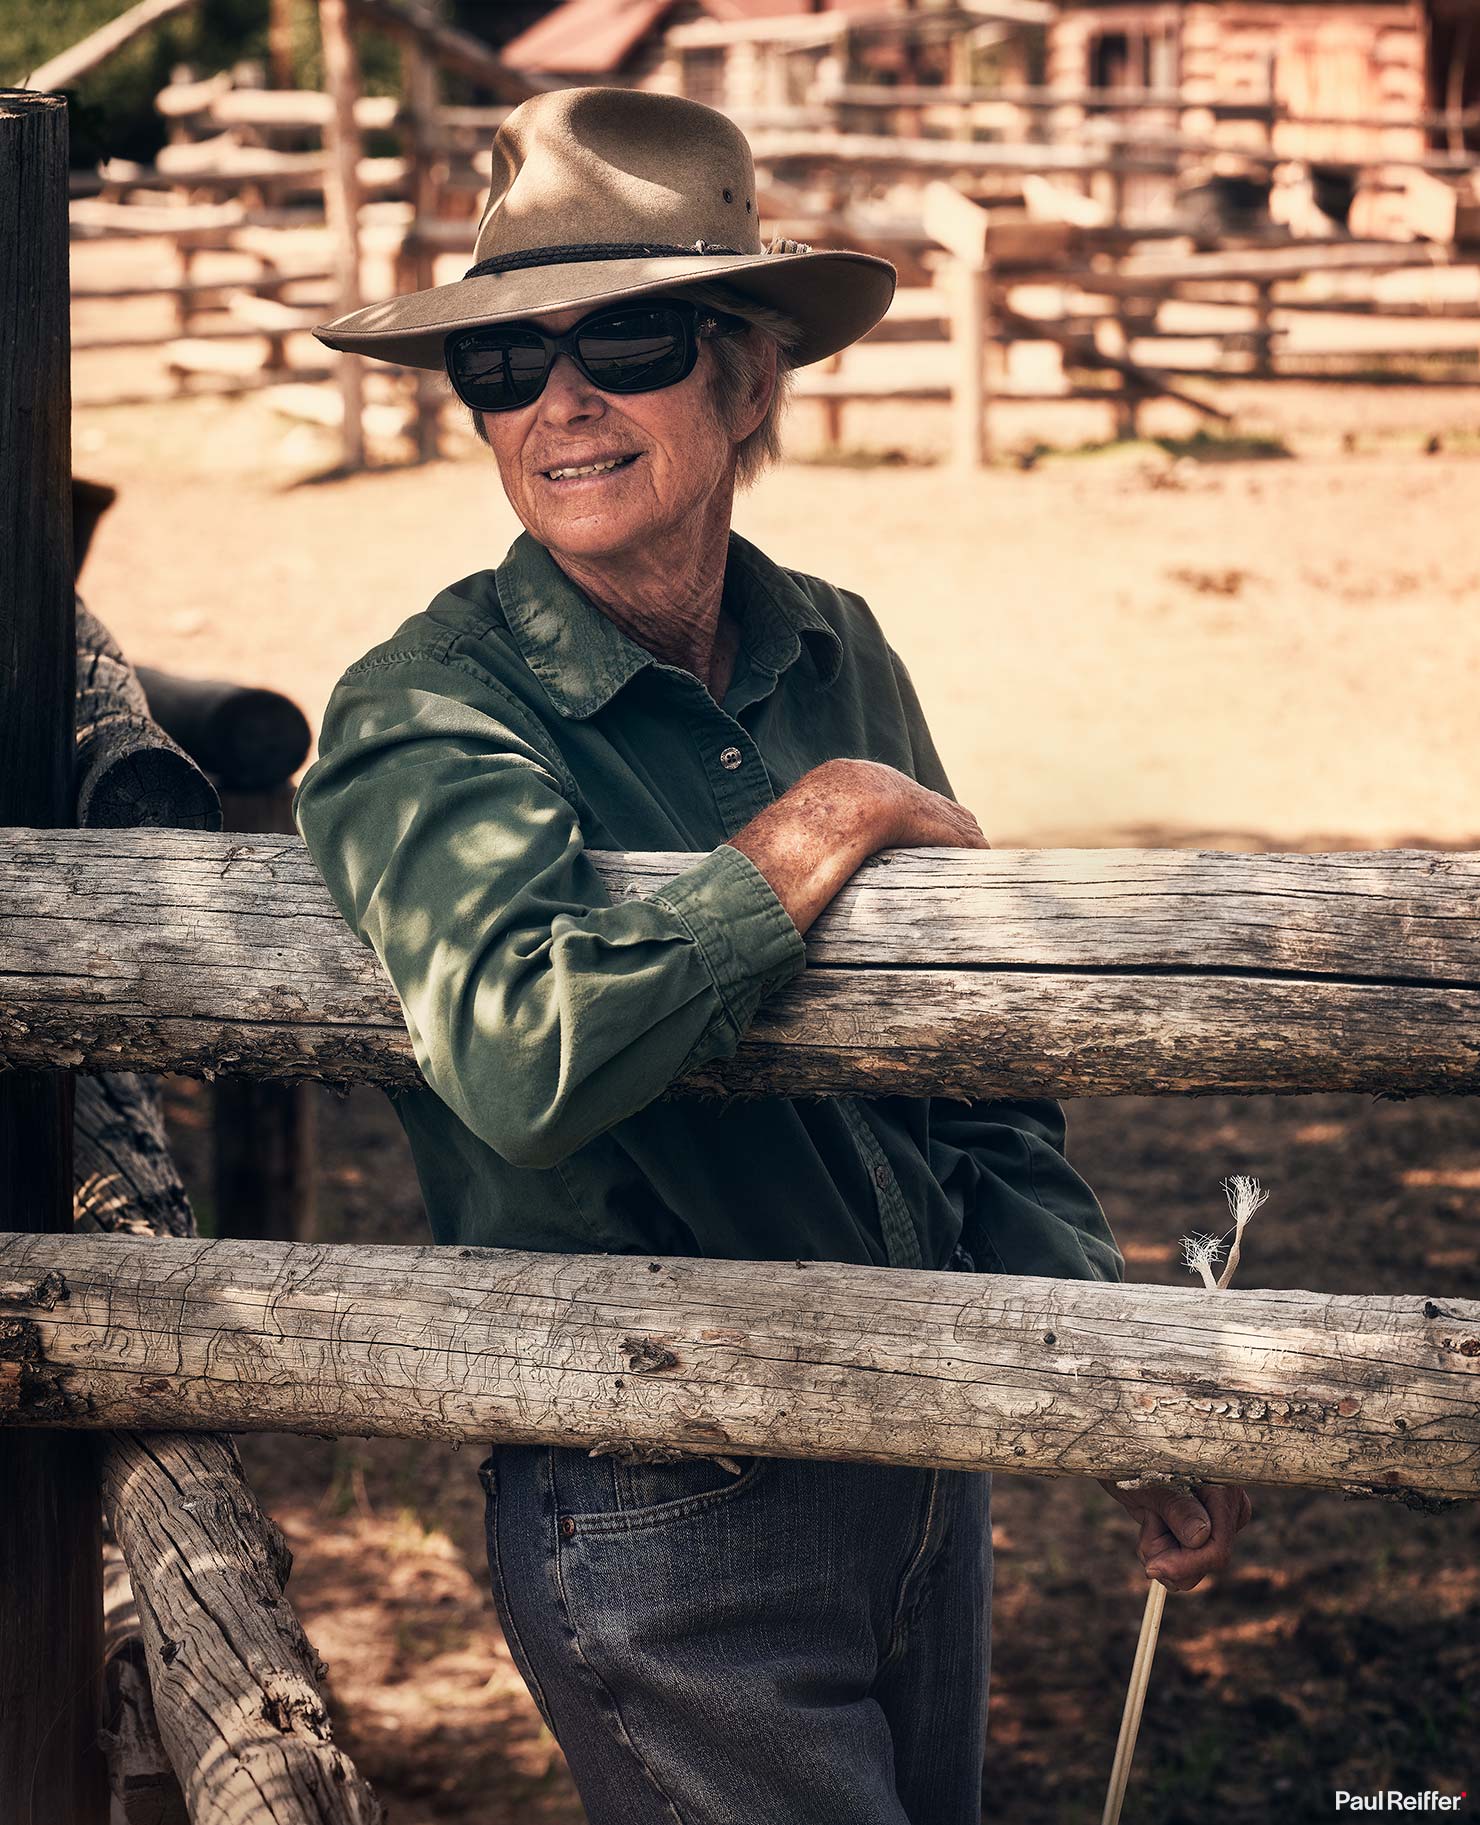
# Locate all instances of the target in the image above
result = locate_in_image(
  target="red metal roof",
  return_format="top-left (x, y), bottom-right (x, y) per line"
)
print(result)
top-left (502, 0), bottom-right (826, 75)
top-left (502, 0), bottom-right (681, 73)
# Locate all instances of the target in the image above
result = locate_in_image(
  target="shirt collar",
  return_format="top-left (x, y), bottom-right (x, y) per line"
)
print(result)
top-left (494, 529), bottom-right (843, 721)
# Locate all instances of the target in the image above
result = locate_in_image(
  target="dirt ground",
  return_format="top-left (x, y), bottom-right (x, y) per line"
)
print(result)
top-left (69, 304), bottom-right (1480, 1821)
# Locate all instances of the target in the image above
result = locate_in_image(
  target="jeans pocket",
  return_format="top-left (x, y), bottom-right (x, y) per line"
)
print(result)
top-left (555, 1446), bottom-right (770, 1534)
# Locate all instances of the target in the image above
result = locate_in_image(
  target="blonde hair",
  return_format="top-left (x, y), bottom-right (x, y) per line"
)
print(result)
top-left (465, 283), bottom-right (803, 489)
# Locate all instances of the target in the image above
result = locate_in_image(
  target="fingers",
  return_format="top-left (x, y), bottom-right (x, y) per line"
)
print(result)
top-left (1143, 1485), bottom-right (1245, 1594)
top-left (1161, 1491), bottom-right (1215, 1551)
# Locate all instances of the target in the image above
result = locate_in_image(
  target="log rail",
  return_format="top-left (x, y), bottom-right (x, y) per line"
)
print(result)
top-left (4, 828), bottom-right (1480, 1097)
top-left (2, 1232), bottom-right (1477, 1503)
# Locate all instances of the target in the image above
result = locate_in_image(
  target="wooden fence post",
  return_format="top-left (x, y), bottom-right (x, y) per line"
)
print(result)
top-left (924, 181), bottom-right (992, 467)
top-left (0, 88), bottom-right (107, 1824)
top-left (319, 0), bottom-right (366, 470)
top-left (404, 35), bottom-right (443, 463)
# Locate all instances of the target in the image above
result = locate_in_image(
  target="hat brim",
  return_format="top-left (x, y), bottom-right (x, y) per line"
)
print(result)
top-left (312, 248), bottom-right (896, 372)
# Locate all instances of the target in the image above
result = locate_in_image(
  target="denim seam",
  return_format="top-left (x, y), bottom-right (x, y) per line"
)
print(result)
top-left (484, 1461), bottom-right (559, 1735)
top-left (548, 1449), bottom-right (693, 1825)
top-left (879, 1468), bottom-right (944, 1671)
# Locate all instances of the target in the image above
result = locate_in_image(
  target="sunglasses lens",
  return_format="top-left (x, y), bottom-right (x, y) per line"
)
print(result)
top-left (576, 308), bottom-right (690, 393)
top-left (450, 326), bottom-right (549, 410)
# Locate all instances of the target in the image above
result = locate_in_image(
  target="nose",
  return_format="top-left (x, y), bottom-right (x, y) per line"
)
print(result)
top-left (536, 351), bottom-right (605, 424)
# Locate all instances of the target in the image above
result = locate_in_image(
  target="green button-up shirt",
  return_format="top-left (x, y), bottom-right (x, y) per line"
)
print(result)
top-left (292, 528), bottom-right (1123, 1284)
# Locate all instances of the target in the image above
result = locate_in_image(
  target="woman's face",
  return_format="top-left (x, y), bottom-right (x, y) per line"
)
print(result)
top-left (479, 302), bottom-right (756, 568)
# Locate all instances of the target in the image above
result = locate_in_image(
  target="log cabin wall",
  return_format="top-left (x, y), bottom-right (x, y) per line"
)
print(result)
top-left (1047, 1), bottom-right (1428, 225)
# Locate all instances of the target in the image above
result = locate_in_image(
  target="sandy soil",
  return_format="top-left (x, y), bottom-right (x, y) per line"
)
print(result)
top-left (65, 282), bottom-right (1480, 1821)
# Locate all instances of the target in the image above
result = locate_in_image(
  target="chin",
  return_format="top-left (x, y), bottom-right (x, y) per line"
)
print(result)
top-left (534, 505), bottom-right (669, 560)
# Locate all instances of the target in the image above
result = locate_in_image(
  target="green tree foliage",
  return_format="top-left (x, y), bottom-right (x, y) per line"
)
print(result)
top-left (3, 0), bottom-right (401, 169)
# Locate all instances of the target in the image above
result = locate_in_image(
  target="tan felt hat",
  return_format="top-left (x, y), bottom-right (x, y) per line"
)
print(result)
top-left (314, 85), bottom-right (896, 372)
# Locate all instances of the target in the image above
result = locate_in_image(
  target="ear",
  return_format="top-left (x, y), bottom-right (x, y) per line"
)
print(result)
top-left (732, 336), bottom-right (778, 443)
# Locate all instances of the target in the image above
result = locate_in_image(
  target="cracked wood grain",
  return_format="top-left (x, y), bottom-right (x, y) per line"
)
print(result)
top-left (2, 1232), bottom-right (1476, 1502)
top-left (100, 1431), bottom-right (383, 1825)
top-left (3, 829), bottom-right (1480, 1095)
top-left (73, 1055), bottom-right (377, 1820)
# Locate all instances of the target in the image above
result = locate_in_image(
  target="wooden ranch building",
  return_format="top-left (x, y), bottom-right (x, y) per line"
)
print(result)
top-left (1046, 0), bottom-right (1469, 163)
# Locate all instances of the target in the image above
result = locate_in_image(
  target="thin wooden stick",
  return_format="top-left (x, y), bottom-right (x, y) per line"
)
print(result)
top-left (1100, 1176), bottom-right (1267, 1825)
top-left (1101, 1580), bottom-right (1166, 1825)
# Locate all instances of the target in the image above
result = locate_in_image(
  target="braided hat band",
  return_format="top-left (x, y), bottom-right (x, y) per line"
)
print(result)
top-left (464, 238), bottom-right (808, 282)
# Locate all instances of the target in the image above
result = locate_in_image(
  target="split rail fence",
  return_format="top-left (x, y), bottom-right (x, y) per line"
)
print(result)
top-left (5, 80), bottom-right (1480, 1825)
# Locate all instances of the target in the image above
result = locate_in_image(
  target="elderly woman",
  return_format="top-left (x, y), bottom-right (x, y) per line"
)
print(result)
top-left (295, 85), bottom-right (1249, 1825)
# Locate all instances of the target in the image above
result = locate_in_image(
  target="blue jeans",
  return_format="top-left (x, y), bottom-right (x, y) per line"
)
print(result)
top-left (479, 1441), bottom-right (993, 1824)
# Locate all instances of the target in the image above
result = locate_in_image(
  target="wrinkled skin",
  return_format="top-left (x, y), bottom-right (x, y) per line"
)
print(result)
top-left (479, 300), bottom-right (774, 703)
top-left (1096, 1476), bottom-right (1254, 1592)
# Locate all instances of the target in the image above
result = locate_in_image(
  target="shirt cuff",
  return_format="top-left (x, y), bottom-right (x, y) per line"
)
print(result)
top-left (646, 841), bottom-right (808, 1044)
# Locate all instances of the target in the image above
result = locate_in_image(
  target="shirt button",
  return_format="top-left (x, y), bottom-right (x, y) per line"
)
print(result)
top-left (873, 1164), bottom-right (890, 1189)
top-left (719, 746), bottom-right (743, 770)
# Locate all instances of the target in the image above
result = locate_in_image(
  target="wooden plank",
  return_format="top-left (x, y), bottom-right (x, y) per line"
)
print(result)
top-left (997, 308), bottom-right (1232, 421)
top-left (0, 90), bottom-right (106, 1825)
top-left (5, 831), bottom-right (1480, 1097)
top-left (207, 89), bottom-right (401, 132)
top-left (153, 69), bottom-right (234, 120)
top-left (1094, 242), bottom-right (1457, 286)
top-left (2, 1232), bottom-right (1477, 1501)
top-left (25, 0), bottom-right (200, 94)
top-left (923, 179), bottom-right (989, 267)
top-left (72, 272), bottom-right (331, 302)
top-left (69, 197), bottom-right (247, 236)
top-left (793, 374), bottom-right (952, 401)
top-left (75, 319), bottom-right (319, 353)
top-left (748, 129), bottom-right (1178, 177)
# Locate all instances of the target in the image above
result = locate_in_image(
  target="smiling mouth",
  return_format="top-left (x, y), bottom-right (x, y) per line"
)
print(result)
top-left (542, 453), bottom-right (640, 481)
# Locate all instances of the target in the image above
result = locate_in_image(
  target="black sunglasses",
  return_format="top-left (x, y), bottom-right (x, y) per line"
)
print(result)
top-left (444, 298), bottom-right (748, 414)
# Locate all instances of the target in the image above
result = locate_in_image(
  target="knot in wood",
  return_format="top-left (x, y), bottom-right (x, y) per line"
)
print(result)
top-left (621, 1334), bottom-right (679, 1374)
top-left (0, 1270), bottom-right (68, 1311)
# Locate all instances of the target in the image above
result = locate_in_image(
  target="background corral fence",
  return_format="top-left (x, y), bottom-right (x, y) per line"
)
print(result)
top-left (40, 0), bottom-right (1480, 467)
top-left (4, 79), bottom-right (1479, 1825)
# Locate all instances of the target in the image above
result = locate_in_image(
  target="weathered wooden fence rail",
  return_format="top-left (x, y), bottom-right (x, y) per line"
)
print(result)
top-left (2, 1232), bottom-right (1477, 1502)
top-left (5, 829), bottom-right (1480, 1098)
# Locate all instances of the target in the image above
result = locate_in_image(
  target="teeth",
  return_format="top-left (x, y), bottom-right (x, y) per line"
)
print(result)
top-left (547, 456), bottom-right (630, 480)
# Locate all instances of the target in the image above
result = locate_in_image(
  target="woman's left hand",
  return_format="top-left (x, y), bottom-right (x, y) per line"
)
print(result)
top-left (1095, 1477), bottom-right (1254, 1592)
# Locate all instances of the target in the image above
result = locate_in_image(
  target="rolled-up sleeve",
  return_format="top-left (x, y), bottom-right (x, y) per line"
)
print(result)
top-left (292, 649), bottom-right (806, 1170)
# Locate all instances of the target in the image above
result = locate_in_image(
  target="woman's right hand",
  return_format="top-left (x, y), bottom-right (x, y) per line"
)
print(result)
top-left (727, 758), bottom-right (990, 939)
top-left (836, 757), bottom-right (992, 855)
